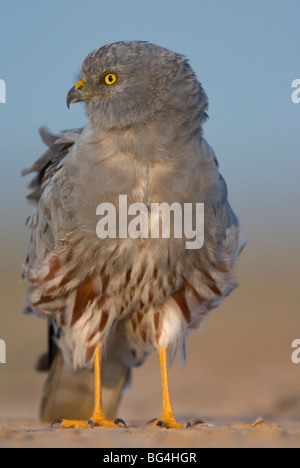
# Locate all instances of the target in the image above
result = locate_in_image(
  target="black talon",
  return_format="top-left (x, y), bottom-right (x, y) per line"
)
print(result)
top-left (156, 420), bottom-right (165, 427)
top-left (88, 419), bottom-right (95, 429)
top-left (186, 421), bottom-right (192, 428)
top-left (193, 419), bottom-right (205, 427)
top-left (114, 418), bottom-right (127, 428)
top-left (146, 418), bottom-right (158, 425)
top-left (51, 419), bottom-right (63, 428)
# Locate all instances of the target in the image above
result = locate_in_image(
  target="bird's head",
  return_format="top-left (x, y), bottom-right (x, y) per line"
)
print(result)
top-left (67, 41), bottom-right (208, 130)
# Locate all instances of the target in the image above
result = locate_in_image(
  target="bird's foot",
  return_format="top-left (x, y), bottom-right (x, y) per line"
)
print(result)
top-left (88, 417), bottom-right (127, 429)
top-left (51, 419), bottom-right (91, 429)
top-left (51, 416), bottom-right (127, 429)
top-left (148, 416), bottom-right (204, 429)
top-left (148, 416), bottom-right (184, 429)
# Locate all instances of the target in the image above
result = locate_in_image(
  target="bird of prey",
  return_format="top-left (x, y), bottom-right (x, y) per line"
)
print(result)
top-left (23, 41), bottom-right (243, 429)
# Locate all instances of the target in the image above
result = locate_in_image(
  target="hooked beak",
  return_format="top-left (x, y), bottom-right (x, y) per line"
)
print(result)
top-left (66, 78), bottom-right (85, 108)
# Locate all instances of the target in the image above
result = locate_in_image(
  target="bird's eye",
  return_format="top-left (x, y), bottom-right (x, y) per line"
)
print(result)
top-left (104, 74), bottom-right (117, 85)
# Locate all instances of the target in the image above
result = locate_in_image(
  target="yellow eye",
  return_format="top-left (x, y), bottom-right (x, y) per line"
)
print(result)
top-left (104, 73), bottom-right (117, 85)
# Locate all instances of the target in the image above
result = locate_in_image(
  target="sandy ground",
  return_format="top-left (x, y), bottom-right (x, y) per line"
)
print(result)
top-left (1, 418), bottom-right (300, 449)
top-left (0, 230), bottom-right (300, 448)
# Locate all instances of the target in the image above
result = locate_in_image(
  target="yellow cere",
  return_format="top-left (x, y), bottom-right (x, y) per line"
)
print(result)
top-left (104, 74), bottom-right (117, 85)
top-left (75, 78), bottom-right (85, 90)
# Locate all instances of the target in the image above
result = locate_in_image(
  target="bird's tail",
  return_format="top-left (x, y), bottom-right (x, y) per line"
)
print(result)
top-left (39, 323), bottom-right (130, 422)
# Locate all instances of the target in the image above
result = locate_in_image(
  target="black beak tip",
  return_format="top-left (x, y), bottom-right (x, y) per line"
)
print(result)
top-left (66, 86), bottom-right (83, 109)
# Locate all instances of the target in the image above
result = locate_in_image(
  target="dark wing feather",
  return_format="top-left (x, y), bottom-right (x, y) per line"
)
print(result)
top-left (21, 126), bottom-right (83, 292)
top-left (22, 127), bottom-right (83, 204)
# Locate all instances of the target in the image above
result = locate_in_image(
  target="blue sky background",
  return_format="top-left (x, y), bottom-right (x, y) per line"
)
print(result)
top-left (0, 0), bottom-right (299, 256)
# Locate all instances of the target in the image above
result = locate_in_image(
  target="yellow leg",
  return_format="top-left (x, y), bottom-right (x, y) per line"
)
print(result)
top-left (151, 346), bottom-right (183, 429)
top-left (87, 345), bottom-right (119, 427)
top-left (54, 346), bottom-right (125, 429)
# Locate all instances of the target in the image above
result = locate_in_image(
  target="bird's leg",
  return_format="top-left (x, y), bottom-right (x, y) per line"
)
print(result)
top-left (151, 346), bottom-right (183, 429)
top-left (56, 346), bottom-right (118, 429)
top-left (53, 346), bottom-right (125, 429)
top-left (87, 345), bottom-right (123, 428)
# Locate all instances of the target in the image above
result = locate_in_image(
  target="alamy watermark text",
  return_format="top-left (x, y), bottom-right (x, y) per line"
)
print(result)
top-left (0, 339), bottom-right (6, 364)
top-left (0, 79), bottom-right (6, 103)
top-left (96, 195), bottom-right (204, 250)
top-left (291, 79), bottom-right (300, 104)
top-left (291, 339), bottom-right (300, 364)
